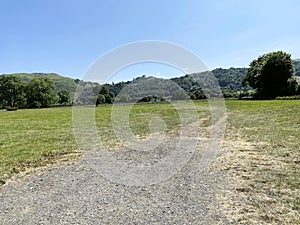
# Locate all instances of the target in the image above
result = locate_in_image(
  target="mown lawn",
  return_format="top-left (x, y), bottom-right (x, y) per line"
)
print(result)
top-left (0, 101), bottom-right (209, 182)
top-left (0, 107), bottom-right (78, 183)
top-left (0, 100), bottom-right (299, 224)
top-left (221, 100), bottom-right (300, 224)
top-left (95, 101), bottom-right (211, 148)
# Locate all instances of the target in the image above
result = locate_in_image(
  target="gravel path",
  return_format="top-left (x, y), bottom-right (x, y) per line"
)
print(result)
top-left (0, 135), bottom-right (229, 225)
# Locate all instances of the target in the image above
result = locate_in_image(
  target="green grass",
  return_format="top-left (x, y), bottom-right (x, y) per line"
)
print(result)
top-left (96, 103), bottom-right (183, 147)
top-left (0, 100), bottom-right (299, 224)
top-left (222, 100), bottom-right (300, 224)
top-left (0, 101), bottom-right (210, 181)
top-left (95, 101), bottom-right (210, 148)
top-left (0, 107), bottom-right (78, 181)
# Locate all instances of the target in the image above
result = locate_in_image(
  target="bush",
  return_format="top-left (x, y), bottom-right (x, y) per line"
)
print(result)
top-left (5, 106), bottom-right (18, 111)
top-left (275, 95), bottom-right (300, 100)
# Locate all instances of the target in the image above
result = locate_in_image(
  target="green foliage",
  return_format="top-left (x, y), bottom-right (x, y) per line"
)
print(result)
top-left (171, 68), bottom-right (249, 99)
top-left (213, 67), bottom-right (248, 90)
top-left (171, 75), bottom-right (194, 92)
top-left (0, 75), bottom-right (26, 108)
top-left (58, 89), bottom-right (71, 104)
top-left (137, 95), bottom-right (163, 103)
top-left (297, 83), bottom-right (300, 94)
top-left (189, 86), bottom-right (206, 99)
top-left (243, 51), bottom-right (295, 98)
top-left (5, 106), bottom-right (18, 111)
top-left (237, 90), bottom-right (256, 99)
top-left (26, 78), bottom-right (58, 108)
top-left (104, 81), bottom-right (131, 97)
top-left (0, 73), bottom-right (81, 107)
top-left (96, 86), bottom-right (115, 105)
top-left (2, 73), bottom-right (78, 93)
top-left (171, 75), bottom-right (206, 99)
top-left (100, 86), bottom-right (109, 95)
top-left (275, 95), bottom-right (300, 100)
top-left (1, 60), bottom-right (299, 106)
top-left (286, 78), bottom-right (298, 95)
top-left (96, 94), bottom-right (105, 105)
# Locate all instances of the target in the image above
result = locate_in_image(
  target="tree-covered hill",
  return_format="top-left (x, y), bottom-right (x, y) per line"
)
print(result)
top-left (0, 73), bottom-right (78, 93)
top-left (1, 58), bottom-right (299, 104)
top-left (212, 67), bottom-right (248, 90)
top-left (0, 73), bottom-right (101, 108)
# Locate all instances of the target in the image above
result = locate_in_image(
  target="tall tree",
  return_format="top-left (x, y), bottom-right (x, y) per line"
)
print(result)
top-left (0, 75), bottom-right (25, 107)
top-left (57, 89), bottom-right (71, 104)
top-left (26, 78), bottom-right (58, 108)
top-left (243, 51), bottom-right (295, 98)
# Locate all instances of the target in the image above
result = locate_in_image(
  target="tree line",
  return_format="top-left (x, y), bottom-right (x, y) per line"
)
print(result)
top-left (0, 76), bottom-right (71, 109)
top-left (100, 51), bottom-right (300, 102)
top-left (23, 50), bottom-right (300, 107)
top-left (1, 50), bottom-right (299, 109)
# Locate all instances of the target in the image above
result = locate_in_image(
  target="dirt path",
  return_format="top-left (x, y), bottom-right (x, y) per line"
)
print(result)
top-left (0, 126), bottom-right (229, 224)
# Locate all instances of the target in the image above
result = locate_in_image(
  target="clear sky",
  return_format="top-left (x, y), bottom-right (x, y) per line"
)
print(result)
top-left (1, 0), bottom-right (300, 82)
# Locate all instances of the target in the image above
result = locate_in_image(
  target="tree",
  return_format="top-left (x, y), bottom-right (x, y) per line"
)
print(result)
top-left (26, 78), bottom-right (58, 108)
top-left (189, 86), bottom-right (206, 99)
top-left (96, 86), bottom-right (115, 105)
top-left (58, 89), bottom-right (71, 104)
top-left (105, 92), bottom-right (115, 104)
top-left (96, 94), bottom-right (105, 106)
top-left (297, 83), bottom-right (300, 95)
top-left (243, 51), bottom-right (295, 98)
top-left (74, 78), bottom-right (81, 84)
top-left (0, 75), bottom-right (26, 108)
top-left (285, 78), bottom-right (298, 96)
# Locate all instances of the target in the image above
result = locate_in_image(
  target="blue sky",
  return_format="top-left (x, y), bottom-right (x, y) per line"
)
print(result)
top-left (1, 0), bottom-right (300, 82)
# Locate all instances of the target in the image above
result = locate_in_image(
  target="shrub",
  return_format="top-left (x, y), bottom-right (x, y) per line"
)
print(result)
top-left (275, 95), bottom-right (300, 100)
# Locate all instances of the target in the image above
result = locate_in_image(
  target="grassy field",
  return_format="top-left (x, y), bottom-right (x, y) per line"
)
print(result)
top-left (220, 100), bottom-right (300, 224)
top-left (95, 101), bottom-right (211, 148)
top-left (0, 101), bottom-right (210, 182)
top-left (0, 107), bottom-right (78, 183)
top-left (0, 100), bottom-right (299, 224)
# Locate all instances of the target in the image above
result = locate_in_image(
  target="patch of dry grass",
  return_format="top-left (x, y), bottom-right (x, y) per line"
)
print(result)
top-left (216, 100), bottom-right (300, 224)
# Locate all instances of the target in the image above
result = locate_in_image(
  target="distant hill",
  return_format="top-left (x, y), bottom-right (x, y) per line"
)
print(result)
top-left (105, 59), bottom-right (300, 98)
top-left (170, 67), bottom-right (248, 92)
top-left (0, 73), bottom-right (78, 93)
top-left (2, 59), bottom-right (299, 96)
top-left (209, 67), bottom-right (248, 90)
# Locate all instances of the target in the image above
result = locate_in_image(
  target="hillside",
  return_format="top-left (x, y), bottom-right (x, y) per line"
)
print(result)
top-left (171, 67), bottom-right (248, 91)
top-left (106, 59), bottom-right (300, 97)
top-left (0, 73), bottom-right (78, 93)
top-left (1, 59), bottom-right (299, 97)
